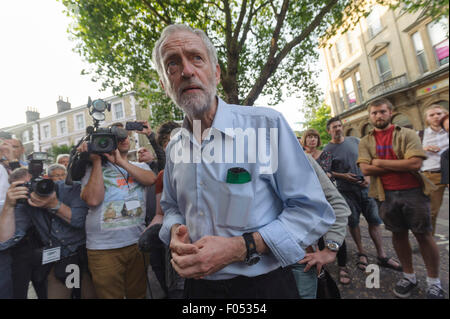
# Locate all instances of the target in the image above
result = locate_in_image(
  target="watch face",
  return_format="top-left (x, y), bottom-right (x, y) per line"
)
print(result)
top-left (246, 254), bottom-right (260, 266)
top-left (327, 243), bottom-right (339, 251)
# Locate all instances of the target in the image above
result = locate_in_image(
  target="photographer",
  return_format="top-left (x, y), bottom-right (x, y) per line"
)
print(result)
top-left (79, 122), bottom-right (156, 299)
top-left (135, 120), bottom-right (166, 173)
top-left (0, 169), bottom-right (96, 299)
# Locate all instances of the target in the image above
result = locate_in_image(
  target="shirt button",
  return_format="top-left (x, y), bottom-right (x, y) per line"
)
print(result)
top-left (199, 211), bottom-right (204, 216)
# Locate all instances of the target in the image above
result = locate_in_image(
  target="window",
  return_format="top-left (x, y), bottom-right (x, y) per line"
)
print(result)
top-left (367, 7), bottom-right (382, 38)
top-left (355, 71), bottom-right (364, 102)
top-left (42, 124), bottom-right (50, 139)
top-left (347, 30), bottom-right (357, 54)
top-left (376, 53), bottom-right (392, 82)
top-left (344, 77), bottom-right (357, 107)
top-left (336, 38), bottom-right (347, 63)
top-left (113, 102), bottom-right (124, 120)
top-left (338, 83), bottom-right (346, 110)
top-left (57, 119), bottom-right (67, 136)
top-left (329, 47), bottom-right (336, 68)
top-left (22, 131), bottom-right (29, 143)
top-left (412, 32), bottom-right (429, 73)
top-left (75, 113), bottom-right (85, 130)
top-left (427, 19), bottom-right (449, 66)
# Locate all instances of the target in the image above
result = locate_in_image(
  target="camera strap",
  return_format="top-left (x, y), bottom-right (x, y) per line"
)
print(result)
top-left (111, 163), bottom-right (130, 191)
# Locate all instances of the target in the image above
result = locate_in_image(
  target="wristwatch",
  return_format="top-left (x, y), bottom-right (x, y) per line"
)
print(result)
top-left (324, 240), bottom-right (340, 252)
top-left (243, 232), bottom-right (261, 266)
top-left (49, 201), bottom-right (61, 214)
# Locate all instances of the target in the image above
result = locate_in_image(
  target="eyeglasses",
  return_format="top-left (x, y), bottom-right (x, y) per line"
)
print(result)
top-left (50, 174), bottom-right (66, 178)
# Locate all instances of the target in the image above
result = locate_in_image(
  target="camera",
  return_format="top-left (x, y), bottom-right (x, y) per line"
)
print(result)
top-left (86, 98), bottom-right (129, 154)
top-left (125, 121), bottom-right (145, 131)
top-left (17, 152), bottom-right (55, 204)
top-left (65, 97), bottom-right (129, 183)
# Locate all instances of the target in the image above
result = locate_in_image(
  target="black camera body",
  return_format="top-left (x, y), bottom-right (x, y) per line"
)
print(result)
top-left (17, 152), bottom-right (55, 204)
top-left (66, 97), bottom-right (129, 183)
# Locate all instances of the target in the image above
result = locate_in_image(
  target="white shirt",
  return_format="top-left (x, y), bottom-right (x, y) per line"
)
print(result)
top-left (421, 127), bottom-right (449, 172)
top-left (0, 165), bottom-right (9, 211)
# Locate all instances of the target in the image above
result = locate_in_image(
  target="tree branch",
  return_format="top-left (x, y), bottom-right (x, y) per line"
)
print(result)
top-left (243, 0), bottom-right (339, 105)
top-left (141, 0), bottom-right (172, 25)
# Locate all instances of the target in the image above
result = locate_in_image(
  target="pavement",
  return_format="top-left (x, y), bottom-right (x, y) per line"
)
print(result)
top-left (326, 188), bottom-right (449, 299)
top-left (27, 189), bottom-right (449, 299)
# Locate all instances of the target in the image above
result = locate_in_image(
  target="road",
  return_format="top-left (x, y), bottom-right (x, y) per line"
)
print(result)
top-left (327, 188), bottom-right (449, 299)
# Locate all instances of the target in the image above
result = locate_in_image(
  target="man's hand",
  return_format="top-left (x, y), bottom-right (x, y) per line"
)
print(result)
top-left (340, 172), bottom-right (361, 184)
top-left (4, 181), bottom-right (29, 208)
top-left (28, 191), bottom-right (58, 209)
top-left (424, 145), bottom-right (440, 153)
top-left (77, 141), bottom-right (102, 163)
top-left (298, 248), bottom-right (337, 275)
top-left (135, 120), bottom-right (152, 136)
top-left (171, 235), bottom-right (246, 279)
top-left (169, 224), bottom-right (198, 256)
top-left (104, 149), bottom-right (127, 167)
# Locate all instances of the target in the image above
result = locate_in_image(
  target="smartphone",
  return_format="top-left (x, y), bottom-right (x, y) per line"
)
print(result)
top-left (125, 121), bottom-right (144, 131)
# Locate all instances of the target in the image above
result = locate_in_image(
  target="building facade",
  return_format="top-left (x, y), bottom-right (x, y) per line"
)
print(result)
top-left (321, 5), bottom-right (449, 137)
top-left (0, 92), bottom-right (158, 161)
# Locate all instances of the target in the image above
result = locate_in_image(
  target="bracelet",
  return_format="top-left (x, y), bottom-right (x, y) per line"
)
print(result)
top-left (49, 201), bottom-right (61, 214)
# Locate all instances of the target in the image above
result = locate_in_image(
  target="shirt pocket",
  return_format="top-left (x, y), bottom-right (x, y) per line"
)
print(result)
top-left (214, 180), bottom-right (254, 230)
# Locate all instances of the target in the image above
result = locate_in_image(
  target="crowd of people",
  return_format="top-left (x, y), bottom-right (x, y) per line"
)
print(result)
top-left (0, 24), bottom-right (448, 299)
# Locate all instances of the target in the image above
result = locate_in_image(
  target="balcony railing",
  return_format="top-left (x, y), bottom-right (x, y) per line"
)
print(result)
top-left (367, 74), bottom-right (409, 98)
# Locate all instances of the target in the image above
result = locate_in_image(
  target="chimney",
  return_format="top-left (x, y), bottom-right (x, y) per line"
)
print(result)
top-left (25, 107), bottom-right (40, 123)
top-left (56, 96), bottom-right (71, 113)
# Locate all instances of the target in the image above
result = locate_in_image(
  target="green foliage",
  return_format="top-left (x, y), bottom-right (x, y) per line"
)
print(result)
top-left (59, 0), bottom-right (383, 127)
top-left (301, 102), bottom-right (332, 149)
top-left (389, 0), bottom-right (449, 21)
top-left (47, 144), bottom-right (73, 163)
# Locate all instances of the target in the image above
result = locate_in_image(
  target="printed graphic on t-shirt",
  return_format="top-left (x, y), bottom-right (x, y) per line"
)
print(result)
top-left (100, 166), bottom-right (145, 230)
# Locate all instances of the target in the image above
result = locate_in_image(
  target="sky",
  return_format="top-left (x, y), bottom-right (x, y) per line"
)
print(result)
top-left (0, 0), bottom-right (324, 132)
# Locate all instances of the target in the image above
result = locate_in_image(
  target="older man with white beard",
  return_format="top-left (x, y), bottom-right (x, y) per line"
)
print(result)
top-left (153, 24), bottom-right (335, 299)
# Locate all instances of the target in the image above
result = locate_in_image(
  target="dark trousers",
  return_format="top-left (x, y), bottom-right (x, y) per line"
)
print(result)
top-left (11, 236), bottom-right (50, 299)
top-left (0, 250), bottom-right (13, 299)
top-left (184, 267), bottom-right (300, 299)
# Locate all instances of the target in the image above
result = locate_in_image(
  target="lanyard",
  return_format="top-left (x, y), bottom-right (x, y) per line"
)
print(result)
top-left (110, 163), bottom-right (130, 190)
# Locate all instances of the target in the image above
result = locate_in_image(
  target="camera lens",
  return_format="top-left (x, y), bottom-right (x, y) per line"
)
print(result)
top-left (97, 137), bottom-right (110, 150)
top-left (35, 179), bottom-right (55, 197)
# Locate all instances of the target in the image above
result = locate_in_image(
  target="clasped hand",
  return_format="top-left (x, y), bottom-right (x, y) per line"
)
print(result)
top-left (169, 225), bottom-right (243, 279)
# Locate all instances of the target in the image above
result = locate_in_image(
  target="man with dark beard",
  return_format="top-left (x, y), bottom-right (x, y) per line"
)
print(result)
top-left (152, 24), bottom-right (335, 298)
top-left (357, 98), bottom-right (444, 299)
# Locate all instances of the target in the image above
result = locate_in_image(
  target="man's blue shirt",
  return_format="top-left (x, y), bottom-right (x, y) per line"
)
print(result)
top-left (0, 181), bottom-right (87, 258)
top-left (160, 98), bottom-right (335, 280)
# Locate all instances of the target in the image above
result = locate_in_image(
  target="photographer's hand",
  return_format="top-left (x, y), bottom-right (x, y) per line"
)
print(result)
top-left (77, 141), bottom-right (102, 163)
top-left (4, 181), bottom-right (28, 208)
top-left (28, 191), bottom-right (58, 209)
top-left (104, 149), bottom-right (127, 167)
top-left (136, 120), bottom-right (152, 136)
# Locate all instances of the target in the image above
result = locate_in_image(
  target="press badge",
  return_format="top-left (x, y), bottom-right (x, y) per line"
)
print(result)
top-left (42, 246), bottom-right (61, 265)
top-left (125, 200), bottom-right (141, 211)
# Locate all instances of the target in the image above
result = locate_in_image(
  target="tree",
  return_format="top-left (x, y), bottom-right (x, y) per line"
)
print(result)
top-left (47, 144), bottom-right (73, 163)
top-left (60, 0), bottom-right (385, 126)
top-left (301, 101), bottom-right (332, 148)
top-left (389, 0), bottom-right (449, 21)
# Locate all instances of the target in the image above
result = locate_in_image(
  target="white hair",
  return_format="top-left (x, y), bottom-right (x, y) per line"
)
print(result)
top-left (47, 163), bottom-right (67, 176)
top-left (152, 24), bottom-right (218, 85)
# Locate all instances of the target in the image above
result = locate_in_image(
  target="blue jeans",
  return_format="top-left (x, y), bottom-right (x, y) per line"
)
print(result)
top-left (290, 263), bottom-right (318, 299)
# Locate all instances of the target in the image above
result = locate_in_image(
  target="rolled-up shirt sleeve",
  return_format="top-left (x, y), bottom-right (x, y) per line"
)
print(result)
top-left (258, 115), bottom-right (335, 267)
top-left (0, 204), bottom-right (31, 250)
top-left (159, 147), bottom-right (186, 245)
top-left (62, 183), bottom-right (88, 229)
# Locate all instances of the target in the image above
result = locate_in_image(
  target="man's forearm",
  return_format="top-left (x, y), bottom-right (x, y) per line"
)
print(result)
top-left (374, 158), bottom-right (422, 172)
top-left (0, 205), bottom-right (16, 242)
top-left (81, 161), bottom-right (104, 207)
top-left (121, 161), bottom-right (156, 186)
top-left (359, 163), bottom-right (392, 176)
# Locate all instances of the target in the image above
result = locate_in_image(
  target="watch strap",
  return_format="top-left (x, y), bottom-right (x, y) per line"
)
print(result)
top-left (243, 232), bottom-right (257, 260)
top-left (49, 201), bottom-right (61, 214)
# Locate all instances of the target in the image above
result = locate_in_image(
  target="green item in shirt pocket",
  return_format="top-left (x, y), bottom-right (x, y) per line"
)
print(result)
top-left (226, 167), bottom-right (251, 184)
